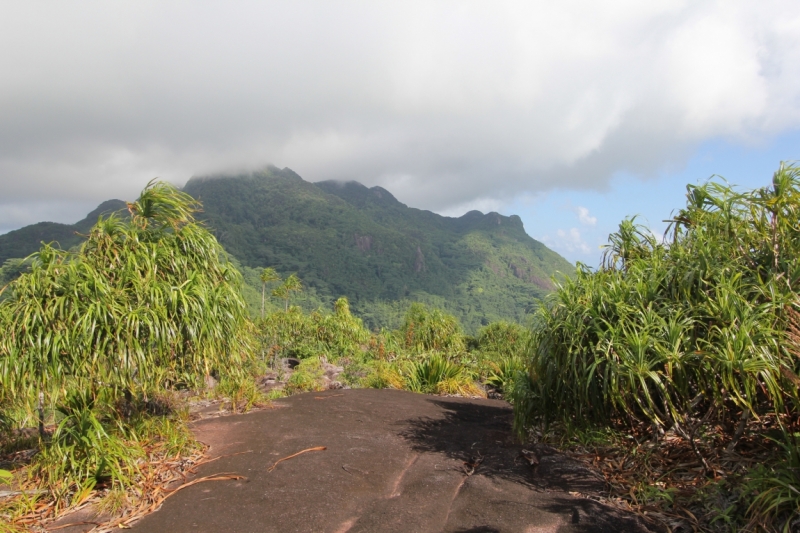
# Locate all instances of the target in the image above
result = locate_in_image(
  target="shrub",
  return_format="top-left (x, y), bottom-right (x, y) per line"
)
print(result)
top-left (404, 354), bottom-right (484, 397)
top-left (0, 180), bottom-right (252, 410)
top-left (477, 321), bottom-right (530, 360)
top-left (518, 164), bottom-right (800, 437)
top-left (400, 303), bottom-right (466, 355)
top-left (285, 358), bottom-right (327, 394)
top-left (361, 360), bottom-right (405, 390)
top-left (0, 181), bottom-right (250, 524)
top-left (515, 163), bottom-right (800, 529)
top-left (32, 390), bottom-right (142, 509)
top-left (485, 357), bottom-right (525, 395)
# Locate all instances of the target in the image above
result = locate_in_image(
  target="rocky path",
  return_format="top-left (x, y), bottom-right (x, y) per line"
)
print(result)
top-left (122, 389), bottom-right (655, 533)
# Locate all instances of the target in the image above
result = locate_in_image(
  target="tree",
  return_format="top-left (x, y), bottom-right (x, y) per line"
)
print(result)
top-left (259, 267), bottom-right (281, 319)
top-left (272, 273), bottom-right (302, 312)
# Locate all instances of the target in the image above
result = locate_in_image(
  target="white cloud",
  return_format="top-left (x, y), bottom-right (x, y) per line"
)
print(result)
top-left (542, 228), bottom-right (592, 256)
top-left (0, 1), bottom-right (798, 228)
top-left (576, 206), bottom-right (597, 226)
top-left (439, 197), bottom-right (505, 218)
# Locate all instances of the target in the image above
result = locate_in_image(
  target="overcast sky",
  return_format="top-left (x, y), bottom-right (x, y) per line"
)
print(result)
top-left (1, 1), bottom-right (799, 264)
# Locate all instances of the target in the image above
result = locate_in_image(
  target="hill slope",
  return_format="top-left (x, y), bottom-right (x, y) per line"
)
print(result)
top-left (184, 166), bottom-right (573, 329)
top-left (0, 167), bottom-right (573, 330)
top-left (0, 200), bottom-right (127, 263)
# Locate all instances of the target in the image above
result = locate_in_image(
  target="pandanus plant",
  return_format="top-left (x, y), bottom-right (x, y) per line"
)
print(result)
top-left (400, 303), bottom-right (466, 355)
top-left (0, 180), bottom-right (251, 434)
top-left (516, 163), bottom-right (800, 454)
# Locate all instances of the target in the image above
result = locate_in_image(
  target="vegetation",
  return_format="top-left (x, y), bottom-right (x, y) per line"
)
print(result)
top-left (0, 181), bottom-right (254, 529)
top-left (0, 185), bottom-right (527, 528)
top-left (513, 163), bottom-right (800, 531)
top-left (0, 167), bottom-right (572, 331)
top-left (0, 181), bottom-right (252, 408)
top-left (161, 167), bottom-right (573, 330)
top-left (8, 160), bottom-right (799, 530)
top-left (255, 294), bottom-right (526, 401)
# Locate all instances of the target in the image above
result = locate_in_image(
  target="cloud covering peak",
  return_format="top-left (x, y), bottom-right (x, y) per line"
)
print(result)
top-left (1, 1), bottom-right (799, 231)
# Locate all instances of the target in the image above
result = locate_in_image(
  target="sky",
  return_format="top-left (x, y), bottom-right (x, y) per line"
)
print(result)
top-left (1, 1), bottom-right (799, 265)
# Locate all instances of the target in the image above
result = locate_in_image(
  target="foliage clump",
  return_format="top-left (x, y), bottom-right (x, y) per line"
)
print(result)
top-left (0, 181), bottom-right (252, 528)
top-left (514, 163), bottom-right (800, 530)
top-left (256, 298), bottom-right (519, 399)
top-left (401, 302), bottom-right (466, 354)
top-left (0, 180), bottom-right (251, 408)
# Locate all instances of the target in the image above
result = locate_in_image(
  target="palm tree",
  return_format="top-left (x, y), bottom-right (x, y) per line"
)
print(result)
top-left (260, 267), bottom-right (281, 319)
top-left (273, 274), bottom-right (302, 312)
top-left (284, 274), bottom-right (303, 311)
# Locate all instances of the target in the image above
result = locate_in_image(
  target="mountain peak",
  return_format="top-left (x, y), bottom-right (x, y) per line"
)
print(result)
top-left (315, 180), bottom-right (403, 208)
top-left (1, 168), bottom-right (573, 330)
top-left (74, 199), bottom-right (128, 232)
top-left (186, 165), bottom-right (304, 187)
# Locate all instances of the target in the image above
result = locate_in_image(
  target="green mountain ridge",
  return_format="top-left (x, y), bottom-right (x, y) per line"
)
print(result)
top-left (0, 199), bottom-right (128, 263)
top-left (0, 166), bottom-right (574, 330)
top-left (184, 166), bottom-right (573, 329)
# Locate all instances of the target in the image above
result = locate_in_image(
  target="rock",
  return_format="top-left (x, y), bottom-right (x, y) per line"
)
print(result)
top-left (520, 449), bottom-right (539, 466)
top-left (258, 372), bottom-right (285, 392)
top-left (322, 362), bottom-right (344, 380)
top-left (282, 357), bottom-right (301, 370)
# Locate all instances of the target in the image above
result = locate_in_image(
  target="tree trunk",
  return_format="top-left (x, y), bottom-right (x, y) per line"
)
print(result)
top-left (38, 391), bottom-right (45, 439)
top-left (261, 284), bottom-right (266, 319)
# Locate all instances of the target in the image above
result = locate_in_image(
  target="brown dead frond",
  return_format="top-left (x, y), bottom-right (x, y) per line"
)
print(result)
top-left (267, 446), bottom-right (327, 473)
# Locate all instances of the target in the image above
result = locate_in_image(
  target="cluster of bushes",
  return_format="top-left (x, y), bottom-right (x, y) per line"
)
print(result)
top-left (255, 294), bottom-right (530, 400)
top-left (0, 180), bottom-right (531, 529)
top-left (514, 163), bottom-right (800, 530)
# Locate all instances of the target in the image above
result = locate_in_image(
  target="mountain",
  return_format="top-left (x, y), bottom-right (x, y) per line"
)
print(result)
top-left (183, 166), bottom-right (573, 330)
top-left (0, 167), bottom-right (574, 330)
top-left (0, 200), bottom-right (127, 263)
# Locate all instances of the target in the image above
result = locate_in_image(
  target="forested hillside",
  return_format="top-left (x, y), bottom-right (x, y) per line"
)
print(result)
top-left (0, 200), bottom-right (126, 264)
top-left (0, 166), bottom-right (573, 330)
top-left (184, 166), bottom-right (573, 330)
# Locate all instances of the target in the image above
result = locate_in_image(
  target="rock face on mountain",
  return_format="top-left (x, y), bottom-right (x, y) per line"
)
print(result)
top-left (183, 166), bottom-right (573, 329)
top-left (0, 166), bottom-right (572, 329)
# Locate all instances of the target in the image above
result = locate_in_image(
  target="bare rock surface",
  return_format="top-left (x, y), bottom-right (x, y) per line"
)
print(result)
top-left (129, 389), bottom-right (657, 533)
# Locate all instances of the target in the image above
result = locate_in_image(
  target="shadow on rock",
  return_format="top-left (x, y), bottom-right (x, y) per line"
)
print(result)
top-left (544, 497), bottom-right (664, 533)
top-left (529, 445), bottom-right (607, 494)
top-left (399, 397), bottom-right (607, 494)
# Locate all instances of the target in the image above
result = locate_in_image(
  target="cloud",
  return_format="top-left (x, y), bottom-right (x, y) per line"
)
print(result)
top-left (0, 1), bottom-right (799, 229)
top-left (542, 228), bottom-right (592, 256)
top-left (439, 197), bottom-right (505, 218)
top-left (575, 206), bottom-right (597, 226)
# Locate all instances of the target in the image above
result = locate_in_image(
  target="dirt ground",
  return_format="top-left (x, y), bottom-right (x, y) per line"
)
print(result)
top-left (111, 389), bottom-right (654, 533)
